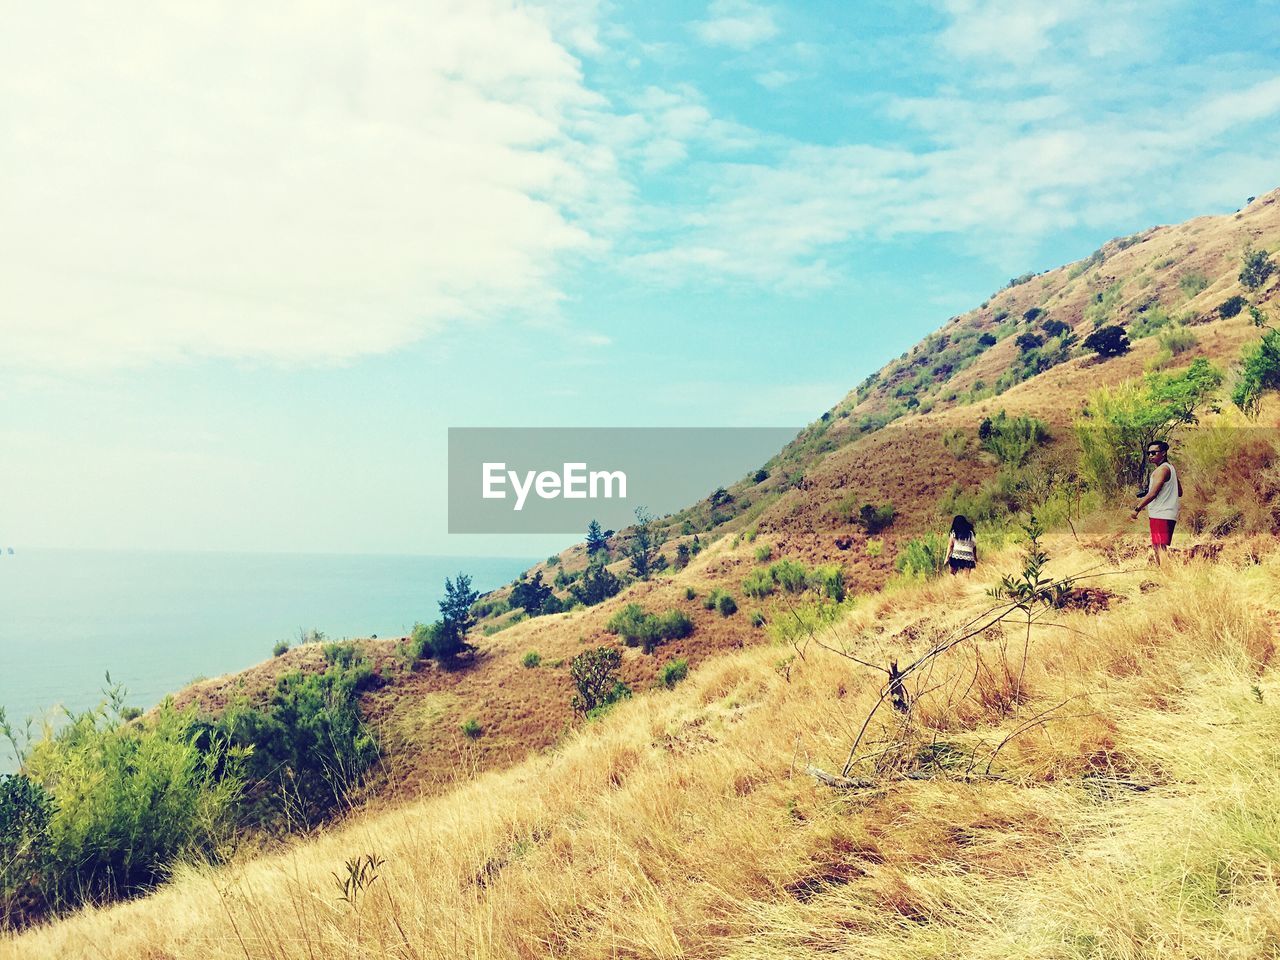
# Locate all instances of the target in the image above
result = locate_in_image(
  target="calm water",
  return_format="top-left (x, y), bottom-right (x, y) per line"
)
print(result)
top-left (0, 549), bottom-right (533, 766)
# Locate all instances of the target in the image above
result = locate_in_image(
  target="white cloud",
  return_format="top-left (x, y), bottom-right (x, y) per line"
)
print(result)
top-left (693, 0), bottom-right (779, 50)
top-left (0, 1), bottom-right (624, 371)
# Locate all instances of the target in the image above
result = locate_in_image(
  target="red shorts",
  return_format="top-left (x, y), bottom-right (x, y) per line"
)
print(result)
top-left (1149, 518), bottom-right (1176, 546)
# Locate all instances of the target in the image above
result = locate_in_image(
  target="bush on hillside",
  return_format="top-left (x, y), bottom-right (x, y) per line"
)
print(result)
top-left (808, 564), bottom-right (846, 602)
top-left (1219, 295), bottom-right (1247, 319)
top-left (894, 533), bottom-right (948, 580)
top-left (606, 604), bottom-right (693, 653)
top-left (11, 688), bottom-right (244, 919)
top-left (569, 558), bottom-right (623, 607)
top-left (1240, 246), bottom-right (1275, 291)
top-left (978, 411), bottom-right (1050, 466)
top-left (658, 658), bottom-right (689, 689)
top-left (768, 559), bottom-right (808, 593)
top-left (570, 648), bottom-right (630, 716)
top-left (1179, 272), bottom-right (1209, 297)
top-left (1231, 328), bottom-right (1280, 417)
top-left (1083, 325), bottom-right (1130, 358)
top-left (217, 654), bottom-right (378, 826)
top-left (1076, 358), bottom-right (1224, 495)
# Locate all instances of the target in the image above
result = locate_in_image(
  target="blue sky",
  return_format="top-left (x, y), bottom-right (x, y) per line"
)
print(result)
top-left (3, 0), bottom-right (1279, 556)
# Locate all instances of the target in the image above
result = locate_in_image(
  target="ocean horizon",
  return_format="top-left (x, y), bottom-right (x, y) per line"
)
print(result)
top-left (0, 548), bottom-right (536, 769)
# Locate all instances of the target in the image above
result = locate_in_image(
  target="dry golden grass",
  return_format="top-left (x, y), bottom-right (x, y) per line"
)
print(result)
top-left (8, 535), bottom-right (1279, 959)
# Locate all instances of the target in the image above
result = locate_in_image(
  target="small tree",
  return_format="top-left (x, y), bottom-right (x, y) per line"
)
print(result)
top-left (1015, 331), bottom-right (1044, 352)
top-left (570, 557), bottom-right (622, 607)
top-left (434, 573), bottom-right (478, 659)
top-left (585, 519), bottom-right (608, 556)
top-left (1231, 328), bottom-right (1280, 417)
top-left (510, 572), bottom-right (553, 615)
top-left (674, 543), bottom-right (691, 570)
top-left (626, 506), bottom-right (666, 581)
top-left (570, 647), bottom-right (630, 715)
top-left (1083, 325), bottom-right (1130, 359)
top-left (1240, 246), bottom-right (1275, 292)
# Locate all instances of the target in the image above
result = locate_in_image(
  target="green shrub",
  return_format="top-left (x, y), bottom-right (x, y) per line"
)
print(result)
top-left (1239, 246), bottom-right (1274, 291)
top-left (1084, 325), bottom-right (1131, 358)
top-left (1128, 306), bottom-right (1175, 340)
top-left (1219, 295), bottom-right (1247, 318)
top-left (715, 593), bottom-right (737, 617)
top-left (272, 640), bottom-right (290, 657)
top-left (808, 565), bottom-right (846, 602)
top-left (606, 604), bottom-right (693, 653)
top-left (1231, 328), bottom-right (1280, 416)
top-left (217, 655), bottom-right (377, 827)
top-left (977, 411), bottom-right (1049, 466)
top-left (742, 568), bottom-right (775, 599)
top-left (0, 772), bottom-right (53, 925)
top-left (16, 690), bottom-right (244, 916)
top-left (471, 598), bottom-right (510, 619)
top-left (1179, 272), bottom-right (1209, 297)
top-left (865, 538), bottom-right (884, 557)
top-left (768, 600), bottom-right (845, 645)
top-left (684, 586), bottom-right (697, 601)
top-left (569, 559), bottom-right (622, 607)
top-left (768, 559), bottom-right (808, 593)
top-left (894, 533), bottom-right (947, 579)
top-left (753, 544), bottom-right (773, 562)
top-left (322, 641), bottom-right (360, 668)
top-left (658, 658), bottom-right (689, 689)
top-left (1076, 358), bottom-right (1224, 495)
top-left (522, 651), bottom-right (542, 669)
top-left (750, 611), bottom-right (766, 628)
top-left (1157, 326), bottom-right (1198, 356)
top-left (570, 647), bottom-right (630, 716)
top-left (1085, 283), bottom-right (1123, 327)
top-left (460, 717), bottom-right (482, 739)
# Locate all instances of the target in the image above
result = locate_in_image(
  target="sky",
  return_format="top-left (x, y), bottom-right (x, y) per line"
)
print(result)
top-left (3, 0), bottom-right (1280, 556)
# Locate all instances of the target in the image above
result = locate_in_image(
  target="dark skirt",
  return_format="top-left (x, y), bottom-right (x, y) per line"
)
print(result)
top-left (948, 558), bottom-right (976, 572)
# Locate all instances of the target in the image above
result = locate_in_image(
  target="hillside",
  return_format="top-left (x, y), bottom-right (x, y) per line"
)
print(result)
top-left (5, 190), bottom-right (1280, 956)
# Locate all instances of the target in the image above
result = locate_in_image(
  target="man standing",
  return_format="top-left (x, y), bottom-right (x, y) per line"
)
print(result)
top-left (1129, 440), bottom-right (1182, 567)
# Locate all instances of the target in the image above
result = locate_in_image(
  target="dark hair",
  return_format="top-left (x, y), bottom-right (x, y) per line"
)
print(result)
top-left (951, 515), bottom-right (974, 539)
top-left (1148, 440), bottom-right (1169, 454)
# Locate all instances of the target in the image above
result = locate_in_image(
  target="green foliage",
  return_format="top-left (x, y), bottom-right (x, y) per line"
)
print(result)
top-left (750, 611), bottom-right (766, 628)
top-left (1085, 283), bottom-right (1123, 327)
top-left (272, 640), bottom-right (290, 657)
top-left (472, 597), bottom-right (510, 619)
top-left (585, 519), bottom-right (609, 556)
top-left (753, 544), bottom-right (773, 562)
top-left (626, 507), bottom-right (666, 581)
top-left (768, 559), bottom-right (808, 593)
top-left (1219, 295), bottom-right (1247, 318)
top-left (218, 653), bottom-right (377, 827)
top-left (674, 543), bottom-right (691, 570)
top-left (606, 604), bottom-right (693, 653)
top-left (657, 658), bottom-right (689, 690)
top-left (894, 533), bottom-right (948, 580)
top-left (522, 651), bottom-right (542, 669)
top-left (808, 564), bottom-right (846, 602)
top-left (767, 600), bottom-right (845, 645)
top-left (1015, 331), bottom-right (1044, 352)
top-left (432, 573), bottom-right (479, 660)
top-left (1083, 325), bottom-right (1131, 358)
top-left (1128, 306), bottom-right (1176, 340)
top-left (865, 538), bottom-right (884, 558)
top-left (715, 593), bottom-right (737, 617)
top-left (1, 773), bottom-right (53, 925)
top-left (510, 572), bottom-right (557, 616)
top-left (742, 568), bottom-right (774, 599)
top-left (1231, 328), bottom-right (1280, 417)
top-left (1042, 318), bottom-right (1070, 339)
top-left (989, 517), bottom-right (1072, 611)
top-left (855, 502), bottom-right (896, 534)
top-left (1076, 358), bottom-right (1224, 495)
top-left (569, 557), bottom-right (622, 607)
top-left (322, 641), bottom-right (360, 669)
top-left (459, 718), bottom-right (482, 739)
top-left (1157, 326), bottom-right (1198, 356)
top-left (978, 411), bottom-right (1049, 466)
top-left (978, 331), bottom-right (998, 347)
top-left (1179, 272), bottom-right (1209, 297)
top-left (1239, 246), bottom-right (1275, 292)
top-left (753, 468), bottom-right (770, 483)
top-left (16, 687), bottom-right (244, 916)
top-left (684, 586), bottom-right (697, 601)
top-left (570, 647), bottom-right (630, 716)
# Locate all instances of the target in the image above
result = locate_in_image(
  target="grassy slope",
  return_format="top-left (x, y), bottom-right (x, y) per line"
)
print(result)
top-left (7, 535), bottom-right (1279, 958)
top-left (8, 191), bottom-right (1280, 955)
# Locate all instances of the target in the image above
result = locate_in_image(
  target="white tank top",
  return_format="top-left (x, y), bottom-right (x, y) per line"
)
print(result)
top-left (1147, 461), bottom-right (1179, 520)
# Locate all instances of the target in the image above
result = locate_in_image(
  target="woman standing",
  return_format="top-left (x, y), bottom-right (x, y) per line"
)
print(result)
top-left (946, 515), bottom-right (977, 575)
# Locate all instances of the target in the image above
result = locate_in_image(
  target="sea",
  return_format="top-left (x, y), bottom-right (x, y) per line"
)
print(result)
top-left (0, 548), bottom-right (535, 771)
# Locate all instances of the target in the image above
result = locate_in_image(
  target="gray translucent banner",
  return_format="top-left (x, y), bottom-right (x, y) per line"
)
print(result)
top-left (449, 427), bottom-right (798, 533)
